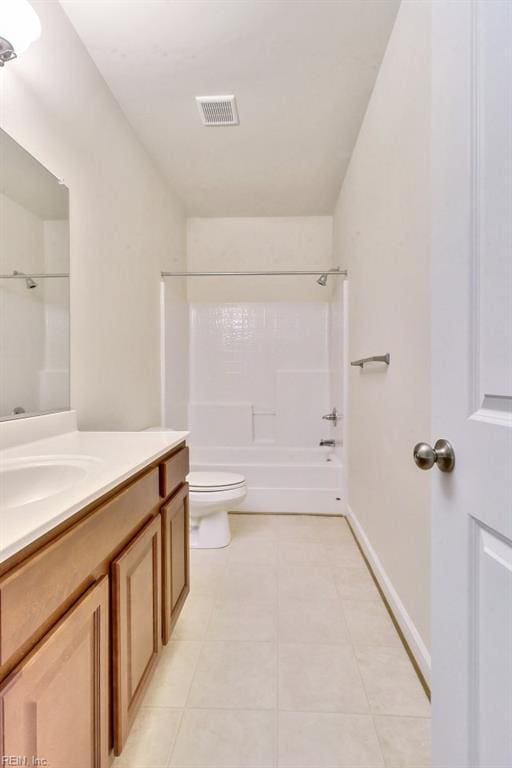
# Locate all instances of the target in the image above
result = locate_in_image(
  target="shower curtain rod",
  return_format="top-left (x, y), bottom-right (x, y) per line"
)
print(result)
top-left (160, 268), bottom-right (347, 277)
top-left (0, 273), bottom-right (69, 279)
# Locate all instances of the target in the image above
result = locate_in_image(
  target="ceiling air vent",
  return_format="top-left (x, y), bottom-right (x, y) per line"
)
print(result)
top-left (196, 95), bottom-right (239, 126)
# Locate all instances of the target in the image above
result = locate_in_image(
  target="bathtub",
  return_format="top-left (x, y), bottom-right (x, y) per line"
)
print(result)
top-left (189, 445), bottom-right (344, 515)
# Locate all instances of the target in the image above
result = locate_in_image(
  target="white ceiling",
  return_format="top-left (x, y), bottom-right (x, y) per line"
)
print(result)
top-left (61, 0), bottom-right (399, 217)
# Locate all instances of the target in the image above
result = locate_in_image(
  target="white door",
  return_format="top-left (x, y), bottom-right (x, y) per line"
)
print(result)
top-left (431, 1), bottom-right (512, 766)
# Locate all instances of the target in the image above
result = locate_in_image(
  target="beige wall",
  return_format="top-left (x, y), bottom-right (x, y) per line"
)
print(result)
top-left (187, 217), bottom-right (334, 302)
top-left (0, 1), bottom-right (185, 430)
top-left (333, 1), bottom-right (431, 656)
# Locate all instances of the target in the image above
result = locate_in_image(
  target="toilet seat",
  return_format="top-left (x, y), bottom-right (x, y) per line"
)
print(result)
top-left (188, 471), bottom-right (246, 493)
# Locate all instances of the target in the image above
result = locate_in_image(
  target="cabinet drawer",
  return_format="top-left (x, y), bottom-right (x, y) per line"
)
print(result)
top-left (0, 467), bottom-right (160, 673)
top-left (159, 446), bottom-right (189, 499)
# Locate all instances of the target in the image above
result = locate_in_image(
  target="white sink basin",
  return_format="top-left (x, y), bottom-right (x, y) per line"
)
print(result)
top-left (0, 455), bottom-right (104, 510)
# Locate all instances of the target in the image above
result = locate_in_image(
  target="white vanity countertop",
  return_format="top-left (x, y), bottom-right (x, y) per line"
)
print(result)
top-left (0, 429), bottom-right (189, 564)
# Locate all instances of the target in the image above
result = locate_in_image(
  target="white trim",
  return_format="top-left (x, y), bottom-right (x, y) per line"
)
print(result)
top-left (346, 503), bottom-right (431, 684)
top-left (342, 279), bottom-right (349, 496)
top-left (159, 280), bottom-right (166, 427)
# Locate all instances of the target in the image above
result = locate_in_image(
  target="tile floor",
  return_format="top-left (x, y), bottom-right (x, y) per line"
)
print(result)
top-left (113, 514), bottom-right (431, 768)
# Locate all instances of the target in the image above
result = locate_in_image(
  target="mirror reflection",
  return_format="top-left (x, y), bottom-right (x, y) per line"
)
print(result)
top-left (0, 128), bottom-right (70, 420)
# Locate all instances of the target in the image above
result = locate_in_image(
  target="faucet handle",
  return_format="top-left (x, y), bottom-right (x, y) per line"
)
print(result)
top-left (321, 407), bottom-right (339, 425)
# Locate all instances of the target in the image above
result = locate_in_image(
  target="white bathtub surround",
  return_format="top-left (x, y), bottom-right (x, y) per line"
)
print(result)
top-left (189, 403), bottom-right (254, 447)
top-left (276, 370), bottom-right (330, 447)
top-left (327, 273), bottom-right (345, 461)
top-left (185, 300), bottom-right (344, 514)
top-left (38, 220), bottom-right (70, 412)
top-left (161, 217), bottom-right (346, 516)
top-left (188, 302), bottom-right (332, 448)
top-left (0, 192), bottom-right (46, 417)
top-left (0, 262), bottom-right (69, 417)
top-left (162, 278), bottom-right (189, 430)
top-left (0, 424), bottom-right (188, 562)
top-left (191, 447), bottom-right (343, 515)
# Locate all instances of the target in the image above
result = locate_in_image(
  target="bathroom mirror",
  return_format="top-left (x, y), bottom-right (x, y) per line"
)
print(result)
top-left (0, 128), bottom-right (70, 421)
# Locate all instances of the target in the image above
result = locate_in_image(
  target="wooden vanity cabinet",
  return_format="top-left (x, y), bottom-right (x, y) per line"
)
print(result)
top-left (162, 483), bottom-right (190, 644)
top-left (0, 442), bottom-right (189, 768)
top-left (112, 515), bottom-right (162, 754)
top-left (160, 446), bottom-right (189, 499)
top-left (0, 577), bottom-right (110, 768)
top-left (0, 467), bottom-right (160, 676)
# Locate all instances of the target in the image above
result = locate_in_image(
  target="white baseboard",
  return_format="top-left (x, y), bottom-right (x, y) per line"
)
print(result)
top-left (346, 504), bottom-right (431, 685)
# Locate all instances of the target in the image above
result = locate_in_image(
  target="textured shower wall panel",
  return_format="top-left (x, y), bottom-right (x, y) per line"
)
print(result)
top-left (189, 302), bottom-right (331, 447)
top-left (0, 192), bottom-right (45, 416)
top-left (265, 303), bottom-right (330, 371)
top-left (328, 278), bottom-right (344, 458)
top-left (38, 369), bottom-right (70, 411)
top-left (42, 221), bottom-right (69, 370)
top-left (39, 221), bottom-right (70, 412)
top-left (164, 279), bottom-right (189, 429)
top-left (190, 303), bottom-right (270, 409)
top-left (276, 369), bottom-right (330, 446)
top-left (188, 402), bottom-right (253, 445)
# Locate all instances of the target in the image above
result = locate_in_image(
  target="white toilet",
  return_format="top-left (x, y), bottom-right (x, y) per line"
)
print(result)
top-left (187, 471), bottom-right (247, 549)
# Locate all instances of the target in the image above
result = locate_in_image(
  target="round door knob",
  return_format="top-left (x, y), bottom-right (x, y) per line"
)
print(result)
top-left (413, 439), bottom-right (455, 473)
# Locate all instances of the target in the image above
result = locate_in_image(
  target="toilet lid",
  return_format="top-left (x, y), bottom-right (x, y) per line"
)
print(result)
top-left (188, 471), bottom-right (246, 492)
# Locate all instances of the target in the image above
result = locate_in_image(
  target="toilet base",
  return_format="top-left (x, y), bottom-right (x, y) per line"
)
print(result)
top-left (189, 508), bottom-right (231, 549)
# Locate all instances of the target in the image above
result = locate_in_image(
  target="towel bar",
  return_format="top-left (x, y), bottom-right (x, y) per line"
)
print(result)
top-left (350, 353), bottom-right (390, 368)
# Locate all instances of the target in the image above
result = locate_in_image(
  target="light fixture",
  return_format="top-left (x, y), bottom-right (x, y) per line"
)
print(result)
top-left (0, 0), bottom-right (41, 66)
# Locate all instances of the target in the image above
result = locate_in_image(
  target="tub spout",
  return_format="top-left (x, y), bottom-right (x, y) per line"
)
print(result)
top-left (319, 439), bottom-right (336, 447)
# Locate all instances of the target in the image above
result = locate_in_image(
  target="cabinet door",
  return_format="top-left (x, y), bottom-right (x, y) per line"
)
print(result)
top-left (0, 577), bottom-right (109, 768)
top-left (112, 515), bottom-right (162, 754)
top-left (162, 484), bottom-right (190, 644)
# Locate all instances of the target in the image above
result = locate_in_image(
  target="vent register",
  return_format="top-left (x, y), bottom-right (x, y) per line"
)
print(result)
top-left (196, 95), bottom-right (239, 126)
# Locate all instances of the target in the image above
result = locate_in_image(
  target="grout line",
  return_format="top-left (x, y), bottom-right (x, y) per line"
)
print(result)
top-left (230, 511), bottom-right (345, 519)
top-left (335, 559), bottom-right (376, 735)
top-left (372, 712), bottom-right (432, 721)
top-left (145, 701), bottom-right (430, 716)
top-left (180, 645), bottom-right (204, 710)
top-left (344, 517), bottom-right (431, 702)
top-left (180, 554), bottom-right (217, 712)
top-left (165, 707), bottom-right (185, 768)
top-left (371, 713), bottom-right (390, 768)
